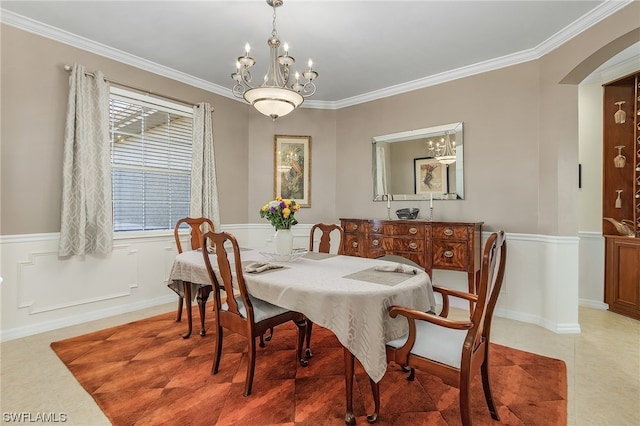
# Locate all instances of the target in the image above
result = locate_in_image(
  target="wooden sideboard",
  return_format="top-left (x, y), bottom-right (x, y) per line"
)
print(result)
top-left (340, 218), bottom-right (483, 293)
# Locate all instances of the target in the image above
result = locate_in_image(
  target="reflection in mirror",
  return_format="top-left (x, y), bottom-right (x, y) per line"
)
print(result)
top-left (372, 122), bottom-right (464, 201)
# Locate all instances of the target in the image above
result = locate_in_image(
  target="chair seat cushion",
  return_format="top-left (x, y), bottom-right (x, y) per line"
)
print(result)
top-left (223, 295), bottom-right (291, 323)
top-left (386, 319), bottom-right (467, 369)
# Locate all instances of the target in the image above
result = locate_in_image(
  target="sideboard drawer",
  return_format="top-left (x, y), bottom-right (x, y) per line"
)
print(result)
top-left (343, 220), bottom-right (364, 233)
top-left (344, 234), bottom-right (365, 257)
top-left (393, 238), bottom-right (424, 252)
top-left (432, 240), bottom-right (468, 270)
top-left (369, 222), bottom-right (424, 238)
top-left (432, 224), bottom-right (469, 240)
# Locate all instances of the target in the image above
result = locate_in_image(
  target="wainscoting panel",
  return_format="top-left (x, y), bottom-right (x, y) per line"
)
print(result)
top-left (1, 226), bottom-right (582, 341)
top-left (18, 244), bottom-right (137, 314)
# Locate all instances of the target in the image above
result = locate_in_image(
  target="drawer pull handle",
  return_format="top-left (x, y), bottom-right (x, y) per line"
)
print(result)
top-left (443, 228), bottom-right (454, 236)
top-left (444, 250), bottom-right (454, 258)
top-left (409, 242), bottom-right (418, 250)
top-left (372, 226), bottom-right (380, 232)
top-left (372, 239), bottom-right (380, 246)
top-left (352, 224), bottom-right (359, 231)
top-left (409, 227), bottom-right (418, 235)
top-left (352, 241), bottom-right (359, 248)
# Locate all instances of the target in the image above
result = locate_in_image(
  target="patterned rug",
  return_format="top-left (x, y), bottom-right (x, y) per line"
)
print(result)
top-left (51, 311), bottom-right (567, 425)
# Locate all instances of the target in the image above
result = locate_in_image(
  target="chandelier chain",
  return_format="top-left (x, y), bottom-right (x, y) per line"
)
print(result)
top-left (271, 6), bottom-right (278, 38)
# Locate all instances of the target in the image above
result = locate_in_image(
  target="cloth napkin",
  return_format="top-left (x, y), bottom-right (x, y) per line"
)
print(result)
top-left (374, 263), bottom-right (418, 275)
top-left (245, 262), bottom-right (284, 273)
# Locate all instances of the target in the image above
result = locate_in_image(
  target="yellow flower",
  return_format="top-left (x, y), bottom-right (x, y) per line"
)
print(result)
top-left (293, 204), bottom-right (300, 211)
top-left (284, 199), bottom-right (291, 207)
top-left (282, 208), bottom-right (291, 218)
top-left (276, 196), bottom-right (283, 201)
top-left (261, 204), bottom-right (268, 211)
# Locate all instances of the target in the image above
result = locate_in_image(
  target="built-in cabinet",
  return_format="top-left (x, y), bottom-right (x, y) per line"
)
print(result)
top-left (603, 71), bottom-right (640, 320)
top-left (340, 218), bottom-right (483, 293)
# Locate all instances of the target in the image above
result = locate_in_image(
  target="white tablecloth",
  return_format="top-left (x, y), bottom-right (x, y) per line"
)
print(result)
top-left (168, 249), bottom-right (434, 383)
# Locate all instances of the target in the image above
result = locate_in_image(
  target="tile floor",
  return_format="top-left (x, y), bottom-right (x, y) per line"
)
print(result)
top-left (1, 304), bottom-right (638, 425)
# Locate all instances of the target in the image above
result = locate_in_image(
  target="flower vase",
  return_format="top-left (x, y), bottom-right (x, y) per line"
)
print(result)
top-left (274, 229), bottom-right (293, 256)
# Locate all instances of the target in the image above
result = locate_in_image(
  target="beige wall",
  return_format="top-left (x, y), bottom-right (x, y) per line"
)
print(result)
top-left (336, 63), bottom-right (542, 233)
top-left (0, 25), bottom-right (249, 235)
top-left (2, 2), bottom-right (639, 237)
top-left (246, 107), bottom-right (338, 226)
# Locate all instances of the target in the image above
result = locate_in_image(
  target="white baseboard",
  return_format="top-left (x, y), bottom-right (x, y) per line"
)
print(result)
top-left (0, 294), bottom-right (175, 342)
top-left (579, 298), bottom-right (608, 310)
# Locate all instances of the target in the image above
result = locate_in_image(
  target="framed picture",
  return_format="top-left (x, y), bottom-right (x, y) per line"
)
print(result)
top-left (414, 157), bottom-right (447, 195)
top-left (274, 135), bottom-right (311, 207)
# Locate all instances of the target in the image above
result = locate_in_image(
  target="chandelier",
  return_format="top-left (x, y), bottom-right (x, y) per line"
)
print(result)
top-left (231, 0), bottom-right (318, 120)
top-left (428, 131), bottom-right (457, 165)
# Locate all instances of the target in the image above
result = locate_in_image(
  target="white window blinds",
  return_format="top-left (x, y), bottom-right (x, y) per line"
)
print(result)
top-left (109, 88), bottom-right (193, 232)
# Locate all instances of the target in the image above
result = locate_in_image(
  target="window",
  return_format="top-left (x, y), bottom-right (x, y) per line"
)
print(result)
top-left (109, 87), bottom-right (192, 232)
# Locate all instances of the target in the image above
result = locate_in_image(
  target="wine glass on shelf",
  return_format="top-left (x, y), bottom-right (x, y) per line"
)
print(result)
top-left (614, 101), bottom-right (626, 124)
top-left (615, 190), bottom-right (623, 209)
top-left (614, 146), bottom-right (626, 168)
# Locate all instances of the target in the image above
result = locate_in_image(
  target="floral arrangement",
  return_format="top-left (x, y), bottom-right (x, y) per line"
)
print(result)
top-left (260, 196), bottom-right (300, 230)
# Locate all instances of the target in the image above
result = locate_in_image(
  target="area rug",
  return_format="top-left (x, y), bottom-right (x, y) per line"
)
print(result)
top-left (51, 311), bottom-right (567, 425)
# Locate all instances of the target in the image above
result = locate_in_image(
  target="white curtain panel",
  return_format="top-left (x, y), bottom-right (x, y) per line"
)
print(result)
top-left (190, 103), bottom-right (221, 229)
top-left (58, 64), bottom-right (113, 256)
top-left (375, 145), bottom-right (388, 196)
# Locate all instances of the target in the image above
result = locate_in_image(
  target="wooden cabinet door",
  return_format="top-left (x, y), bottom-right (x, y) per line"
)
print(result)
top-left (605, 237), bottom-right (640, 320)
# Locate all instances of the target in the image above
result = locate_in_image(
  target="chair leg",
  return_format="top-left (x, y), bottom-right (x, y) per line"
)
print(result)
top-left (176, 295), bottom-right (183, 322)
top-left (211, 326), bottom-right (223, 375)
top-left (402, 366), bottom-right (415, 381)
top-left (459, 373), bottom-right (472, 426)
top-left (243, 336), bottom-right (257, 397)
top-left (259, 327), bottom-right (274, 348)
top-left (196, 287), bottom-right (211, 337)
top-left (304, 319), bottom-right (313, 359)
top-left (295, 319), bottom-right (309, 367)
top-left (367, 378), bottom-right (380, 423)
top-left (481, 358), bottom-right (500, 420)
top-left (265, 327), bottom-right (274, 342)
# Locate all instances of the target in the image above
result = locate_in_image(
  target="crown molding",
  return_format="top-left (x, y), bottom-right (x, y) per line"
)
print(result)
top-left (0, 9), bottom-right (235, 101)
top-left (1, 0), bottom-right (633, 110)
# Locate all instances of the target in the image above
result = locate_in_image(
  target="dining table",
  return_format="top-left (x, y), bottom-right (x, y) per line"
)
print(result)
top-left (168, 246), bottom-right (435, 424)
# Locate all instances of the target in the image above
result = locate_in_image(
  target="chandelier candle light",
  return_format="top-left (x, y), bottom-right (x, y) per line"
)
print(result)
top-left (231, 0), bottom-right (318, 120)
top-left (428, 131), bottom-right (457, 165)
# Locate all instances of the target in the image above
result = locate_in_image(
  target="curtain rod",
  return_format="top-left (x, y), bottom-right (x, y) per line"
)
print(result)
top-left (63, 64), bottom-right (198, 108)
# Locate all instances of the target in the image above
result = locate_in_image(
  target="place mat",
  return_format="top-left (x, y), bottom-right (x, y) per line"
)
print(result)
top-left (303, 251), bottom-right (337, 260)
top-left (343, 267), bottom-right (414, 286)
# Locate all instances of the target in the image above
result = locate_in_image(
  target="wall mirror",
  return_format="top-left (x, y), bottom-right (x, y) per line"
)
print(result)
top-left (372, 122), bottom-right (464, 201)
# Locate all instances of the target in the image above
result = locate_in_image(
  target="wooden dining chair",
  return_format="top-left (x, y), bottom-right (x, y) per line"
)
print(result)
top-left (202, 231), bottom-right (308, 397)
top-left (173, 217), bottom-right (214, 337)
top-left (309, 223), bottom-right (345, 254)
top-left (301, 223), bottom-right (346, 358)
top-left (375, 230), bottom-right (507, 425)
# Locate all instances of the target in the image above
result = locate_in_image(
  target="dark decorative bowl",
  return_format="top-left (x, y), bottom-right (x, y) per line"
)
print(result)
top-left (396, 208), bottom-right (420, 220)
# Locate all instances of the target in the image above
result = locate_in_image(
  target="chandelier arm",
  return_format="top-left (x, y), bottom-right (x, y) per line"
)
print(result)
top-left (297, 81), bottom-right (317, 97)
top-left (232, 84), bottom-right (246, 98)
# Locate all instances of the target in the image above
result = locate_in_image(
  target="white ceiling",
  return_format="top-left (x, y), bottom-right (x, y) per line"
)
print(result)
top-left (0, 1), bottom-right (635, 108)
